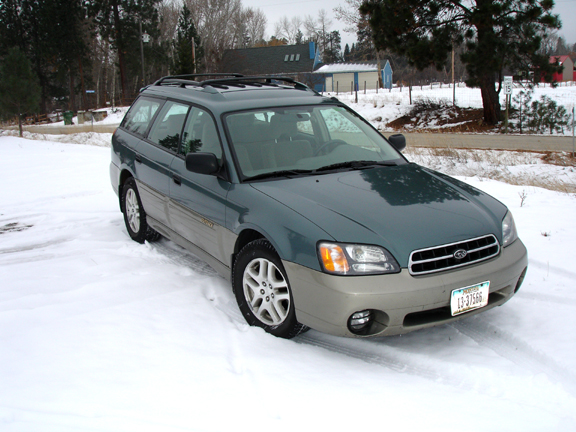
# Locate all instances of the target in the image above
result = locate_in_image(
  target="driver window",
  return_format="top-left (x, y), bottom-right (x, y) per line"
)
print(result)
top-left (179, 108), bottom-right (222, 159)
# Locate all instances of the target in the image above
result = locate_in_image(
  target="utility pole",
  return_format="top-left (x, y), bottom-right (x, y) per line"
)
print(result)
top-left (139, 18), bottom-right (150, 86)
top-left (139, 18), bottom-right (145, 87)
top-left (192, 39), bottom-right (196, 73)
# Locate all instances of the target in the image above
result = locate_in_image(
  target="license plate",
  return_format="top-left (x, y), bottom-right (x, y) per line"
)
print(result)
top-left (451, 281), bottom-right (490, 316)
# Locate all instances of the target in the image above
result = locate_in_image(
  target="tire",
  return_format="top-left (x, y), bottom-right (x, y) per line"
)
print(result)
top-left (121, 177), bottom-right (161, 244)
top-left (233, 239), bottom-right (308, 339)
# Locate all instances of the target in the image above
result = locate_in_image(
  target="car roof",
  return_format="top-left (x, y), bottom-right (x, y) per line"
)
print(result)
top-left (139, 75), bottom-right (335, 115)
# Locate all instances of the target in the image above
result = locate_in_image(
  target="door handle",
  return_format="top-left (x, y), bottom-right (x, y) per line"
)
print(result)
top-left (173, 174), bottom-right (182, 186)
top-left (135, 154), bottom-right (142, 163)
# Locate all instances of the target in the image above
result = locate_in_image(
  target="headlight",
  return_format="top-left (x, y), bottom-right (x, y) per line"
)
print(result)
top-left (318, 242), bottom-right (400, 275)
top-left (502, 211), bottom-right (518, 247)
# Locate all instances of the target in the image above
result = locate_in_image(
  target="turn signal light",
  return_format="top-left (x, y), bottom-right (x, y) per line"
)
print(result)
top-left (319, 244), bottom-right (350, 273)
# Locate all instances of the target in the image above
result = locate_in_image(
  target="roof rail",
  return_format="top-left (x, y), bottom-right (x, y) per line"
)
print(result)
top-left (152, 73), bottom-right (245, 87)
top-left (151, 74), bottom-right (311, 92)
top-left (201, 76), bottom-right (310, 91)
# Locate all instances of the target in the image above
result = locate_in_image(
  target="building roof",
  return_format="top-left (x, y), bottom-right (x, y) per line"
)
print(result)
top-left (218, 43), bottom-right (318, 76)
top-left (314, 62), bottom-right (378, 74)
top-left (549, 55), bottom-right (572, 65)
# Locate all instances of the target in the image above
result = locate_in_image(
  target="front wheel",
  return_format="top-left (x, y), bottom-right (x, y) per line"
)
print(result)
top-left (233, 239), bottom-right (308, 339)
top-left (121, 177), bottom-right (161, 244)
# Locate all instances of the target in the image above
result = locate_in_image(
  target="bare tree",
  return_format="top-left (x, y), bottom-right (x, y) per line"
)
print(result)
top-left (334, 1), bottom-right (384, 86)
top-left (539, 31), bottom-right (560, 56)
top-left (185, 0), bottom-right (243, 71)
top-left (155, 0), bottom-right (180, 75)
top-left (273, 15), bottom-right (302, 45)
top-left (333, 0), bottom-right (361, 33)
top-left (303, 9), bottom-right (331, 44)
top-left (245, 8), bottom-right (267, 46)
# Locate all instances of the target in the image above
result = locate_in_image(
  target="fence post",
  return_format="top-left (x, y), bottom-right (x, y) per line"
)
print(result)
top-left (572, 107), bottom-right (576, 159)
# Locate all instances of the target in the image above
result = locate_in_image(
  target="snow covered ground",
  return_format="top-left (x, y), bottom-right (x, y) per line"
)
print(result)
top-left (1, 133), bottom-right (575, 431)
top-left (329, 81), bottom-right (576, 135)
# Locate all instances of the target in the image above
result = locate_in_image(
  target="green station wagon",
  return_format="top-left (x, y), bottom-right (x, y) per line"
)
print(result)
top-left (110, 74), bottom-right (528, 338)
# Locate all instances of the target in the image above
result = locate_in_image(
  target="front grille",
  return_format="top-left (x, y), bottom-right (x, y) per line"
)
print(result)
top-left (409, 234), bottom-right (500, 275)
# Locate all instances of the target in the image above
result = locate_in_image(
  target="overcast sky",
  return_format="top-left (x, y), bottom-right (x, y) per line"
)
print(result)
top-left (241, 0), bottom-right (576, 49)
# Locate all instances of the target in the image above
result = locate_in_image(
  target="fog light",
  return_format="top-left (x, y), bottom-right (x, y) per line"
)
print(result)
top-left (348, 310), bottom-right (373, 334)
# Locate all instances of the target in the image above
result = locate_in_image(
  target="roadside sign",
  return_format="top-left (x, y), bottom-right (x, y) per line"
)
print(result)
top-left (504, 76), bottom-right (513, 95)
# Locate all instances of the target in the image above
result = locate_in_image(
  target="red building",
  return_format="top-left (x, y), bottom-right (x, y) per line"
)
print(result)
top-left (547, 55), bottom-right (575, 82)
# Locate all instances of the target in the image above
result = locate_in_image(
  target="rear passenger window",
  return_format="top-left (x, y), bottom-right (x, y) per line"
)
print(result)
top-left (180, 108), bottom-right (222, 159)
top-left (147, 101), bottom-right (190, 153)
top-left (122, 97), bottom-right (162, 136)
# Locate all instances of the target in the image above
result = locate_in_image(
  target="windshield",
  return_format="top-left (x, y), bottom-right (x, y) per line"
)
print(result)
top-left (224, 105), bottom-right (406, 180)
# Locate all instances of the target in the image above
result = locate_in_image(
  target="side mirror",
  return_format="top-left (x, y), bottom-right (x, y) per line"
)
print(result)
top-left (185, 152), bottom-right (219, 175)
top-left (388, 134), bottom-right (406, 152)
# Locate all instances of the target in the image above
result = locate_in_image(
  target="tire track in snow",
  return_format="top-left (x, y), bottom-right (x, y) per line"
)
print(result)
top-left (149, 239), bottom-right (247, 325)
top-left (451, 318), bottom-right (576, 396)
top-left (296, 333), bottom-right (444, 382)
top-left (528, 259), bottom-right (576, 280)
top-left (0, 238), bottom-right (70, 256)
top-left (149, 240), bottom-right (219, 277)
top-left (297, 321), bottom-right (576, 400)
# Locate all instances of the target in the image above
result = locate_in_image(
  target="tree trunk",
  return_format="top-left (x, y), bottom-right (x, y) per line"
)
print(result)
top-left (69, 69), bottom-right (76, 112)
top-left (78, 56), bottom-right (87, 110)
top-left (111, 0), bottom-right (128, 104)
top-left (479, 73), bottom-right (501, 125)
top-left (375, 49), bottom-right (383, 88)
top-left (475, 0), bottom-right (501, 125)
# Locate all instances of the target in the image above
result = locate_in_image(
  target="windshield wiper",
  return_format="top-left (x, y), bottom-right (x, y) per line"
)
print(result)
top-left (244, 169), bottom-right (314, 182)
top-left (314, 160), bottom-right (397, 173)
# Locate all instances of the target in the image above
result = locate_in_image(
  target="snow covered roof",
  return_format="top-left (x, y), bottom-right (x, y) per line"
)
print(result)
top-left (314, 63), bottom-right (378, 74)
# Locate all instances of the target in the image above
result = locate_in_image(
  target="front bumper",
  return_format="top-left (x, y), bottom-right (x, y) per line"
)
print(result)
top-left (284, 239), bottom-right (528, 337)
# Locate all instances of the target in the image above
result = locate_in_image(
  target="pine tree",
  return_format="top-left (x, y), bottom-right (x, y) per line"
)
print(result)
top-left (172, 4), bottom-right (202, 75)
top-left (295, 30), bottom-right (304, 45)
top-left (0, 47), bottom-right (41, 136)
top-left (322, 30), bottom-right (343, 64)
top-left (88, 0), bottom-right (160, 103)
top-left (360, 0), bottom-right (561, 125)
top-left (0, 0), bottom-right (89, 113)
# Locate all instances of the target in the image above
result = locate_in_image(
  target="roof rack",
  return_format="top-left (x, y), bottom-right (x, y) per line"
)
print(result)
top-left (150, 74), bottom-right (311, 92)
top-left (201, 76), bottom-right (310, 91)
top-left (152, 73), bottom-right (245, 88)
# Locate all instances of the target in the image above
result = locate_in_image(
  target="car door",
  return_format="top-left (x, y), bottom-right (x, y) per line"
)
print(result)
top-left (135, 99), bottom-right (190, 228)
top-left (168, 106), bottom-right (232, 267)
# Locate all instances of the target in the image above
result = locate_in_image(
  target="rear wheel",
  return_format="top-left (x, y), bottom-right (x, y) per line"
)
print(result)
top-left (121, 177), bottom-right (161, 243)
top-left (233, 239), bottom-right (308, 338)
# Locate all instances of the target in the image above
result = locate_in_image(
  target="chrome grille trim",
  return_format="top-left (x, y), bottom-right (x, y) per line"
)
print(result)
top-left (409, 234), bottom-right (500, 275)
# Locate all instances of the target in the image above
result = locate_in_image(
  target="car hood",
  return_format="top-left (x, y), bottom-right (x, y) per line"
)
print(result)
top-left (250, 163), bottom-right (507, 267)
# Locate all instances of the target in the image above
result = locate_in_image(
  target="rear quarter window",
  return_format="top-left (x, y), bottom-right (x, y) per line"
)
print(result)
top-left (122, 97), bottom-right (163, 136)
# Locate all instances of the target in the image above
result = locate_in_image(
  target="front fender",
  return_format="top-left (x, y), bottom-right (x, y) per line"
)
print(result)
top-left (226, 183), bottom-right (333, 271)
